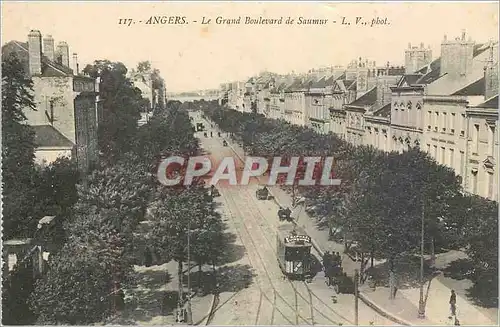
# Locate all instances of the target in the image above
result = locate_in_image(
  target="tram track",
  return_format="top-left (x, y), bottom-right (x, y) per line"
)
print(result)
top-left (220, 188), bottom-right (308, 325)
top-left (205, 129), bottom-right (355, 325)
top-left (199, 115), bottom-right (398, 326)
top-left (237, 186), bottom-right (352, 325)
top-left (199, 121), bottom-right (349, 325)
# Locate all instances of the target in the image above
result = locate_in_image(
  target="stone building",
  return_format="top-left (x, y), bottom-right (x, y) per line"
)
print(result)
top-left (404, 42), bottom-right (433, 74)
top-left (284, 78), bottom-right (311, 125)
top-left (228, 81), bottom-right (245, 111)
top-left (328, 79), bottom-right (356, 138)
top-left (2, 30), bottom-right (100, 174)
top-left (465, 95), bottom-right (498, 201)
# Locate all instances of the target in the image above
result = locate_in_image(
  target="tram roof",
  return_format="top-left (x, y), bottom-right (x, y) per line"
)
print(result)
top-left (277, 222), bottom-right (309, 239)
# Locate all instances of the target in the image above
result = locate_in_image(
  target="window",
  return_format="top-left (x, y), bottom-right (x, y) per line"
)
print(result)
top-left (435, 112), bottom-right (439, 131)
top-left (449, 148), bottom-right (454, 168)
top-left (471, 171), bottom-right (478, 194)
top-left (416, 102), bottom-right (422, 110)
top-left (427, 144), bottom-right (431, 153)
top-left (407, 101), bottom-right (412, 110)
top-left (427, 111), bottom-right (432, 130)
top-left (487, 172), bottom-right (494, 199)
top-left (433, 145), bottom-right (438, 159)
top-left (440, 147), bottom-right (446, 164)
top-left (451, 113), bottom-right (456, 133)
top-left (473, 124), bottom-right (480, 154)
top-left (460, 114), bottom-right (466, 136)
top-left (442, 112), bottom-right (447, 132)
top-left (488, 125), bottom-right (495, 156)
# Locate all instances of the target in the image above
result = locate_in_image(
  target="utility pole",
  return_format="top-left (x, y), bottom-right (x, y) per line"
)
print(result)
top-left (186, 218), bottom-right (193, 325)
top-left (354, 269), bottom-right (359, 326)
top-left (418, 198), bottom-right (425, 319)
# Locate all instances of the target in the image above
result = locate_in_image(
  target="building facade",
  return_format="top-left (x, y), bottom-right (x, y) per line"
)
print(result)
top-left (2, 30), bottom-right (100, 174)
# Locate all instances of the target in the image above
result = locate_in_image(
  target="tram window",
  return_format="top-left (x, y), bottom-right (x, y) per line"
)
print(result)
top-left (285, 247), bottom-right (308, 261)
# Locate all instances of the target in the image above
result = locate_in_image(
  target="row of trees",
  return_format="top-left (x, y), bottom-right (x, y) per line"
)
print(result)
top-left (3, 52), bottom-right (220, 324)
top-left (203, 104), bottom-right (498, 304)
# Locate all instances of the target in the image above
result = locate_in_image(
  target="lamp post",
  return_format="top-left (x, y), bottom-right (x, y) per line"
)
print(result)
top-left (418, 198), bottom-right (425, 319)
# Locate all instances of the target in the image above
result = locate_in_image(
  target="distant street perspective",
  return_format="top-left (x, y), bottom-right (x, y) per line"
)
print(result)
top-left (2, 3), bottom-right (499, 327)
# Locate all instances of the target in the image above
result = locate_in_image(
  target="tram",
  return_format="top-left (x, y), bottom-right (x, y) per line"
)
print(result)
top-left (276, 222), bottom-right (312, 280)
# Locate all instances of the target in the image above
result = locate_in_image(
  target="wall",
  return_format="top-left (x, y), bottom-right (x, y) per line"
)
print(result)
top-left (74, 93), bottom-right (98, 173)
top-left (35, 148), bottom-right (73, 165)
top-left (422, 97), bottom-right (468, 183)
top-left (465, 112), bottom-right (498, 201)
top-left (27, 76), bottom-right (75, 142)
top-left (364, 118), bottom-right (391, 152)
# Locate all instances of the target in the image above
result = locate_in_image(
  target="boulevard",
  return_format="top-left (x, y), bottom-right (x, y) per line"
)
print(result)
top-left (190, 111), bottom-right (397, 326)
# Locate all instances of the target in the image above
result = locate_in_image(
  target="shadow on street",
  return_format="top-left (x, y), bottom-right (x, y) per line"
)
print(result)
top-left (365, 254), bottom-right (440, 289)
top-left (116, 269), bottom-right (178, 324)
top-left (443, 258), bottom-right (498, 308)
top-left (183, 264), bottom-right (255, 296)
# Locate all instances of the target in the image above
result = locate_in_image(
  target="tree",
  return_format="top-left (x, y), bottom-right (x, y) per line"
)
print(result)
top-left (149, 185), bottom-right (221, 304)
top-left (30, 236), bottom-right (121, 324)
top-left (2, 53), bottom-right (39, 239)
top-left (137, 60), bottom-right (152, 73)
top-left (82, 60), bottom-right (143, 164)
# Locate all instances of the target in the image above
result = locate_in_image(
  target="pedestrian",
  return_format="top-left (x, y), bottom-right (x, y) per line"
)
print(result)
top-left (210, 131), bottom-right (213, 137)
top-left (449, 290), bottom-right (457, 316)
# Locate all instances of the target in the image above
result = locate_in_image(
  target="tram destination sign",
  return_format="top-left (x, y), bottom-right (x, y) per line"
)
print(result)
top-left (285, 235), bottom-right (311, 244)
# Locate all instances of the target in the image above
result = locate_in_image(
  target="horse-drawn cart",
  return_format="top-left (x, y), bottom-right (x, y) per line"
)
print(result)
top-left (256, 186), bottom-right (269, 200)
top-left (278, 207), bottom-right (292, 221)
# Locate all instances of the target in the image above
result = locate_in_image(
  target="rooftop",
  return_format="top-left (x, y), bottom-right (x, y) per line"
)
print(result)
top-left (452, 77), bottom-right (485, 96)
top-left (473, 94), bottom-right (499, 109)
top-left (347, 86), bottom-right (378, 107)
top-left (2, 41), bottom-right (74, 78)
top-left (372, 102), bottom-right (391, 118)
top-left (32, 125), bottom-right (74, 148)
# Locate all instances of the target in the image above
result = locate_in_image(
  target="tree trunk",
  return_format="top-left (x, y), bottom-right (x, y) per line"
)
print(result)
top-left (343, 231), bottom-right (348, 253)
top-left (430, 237), bottom-right (436, 267)
top-left (212, 261), bottom-right (218, 294)
top-left (388, 257), bottom-right (396, 300)
top-left (360, 252), bottom-right (365, 284)
top-left (177, 261), bottom-right (184, 307)
top-left (198, 263), bottom-right (203, 294)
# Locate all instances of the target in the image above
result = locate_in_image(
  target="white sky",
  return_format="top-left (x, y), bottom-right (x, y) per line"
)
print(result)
top-left (1, 2), bottom-right (499, 92)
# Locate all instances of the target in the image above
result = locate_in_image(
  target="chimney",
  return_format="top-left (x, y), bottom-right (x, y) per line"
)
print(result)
top-left (484, 43), bottom-right (499, 99)
top-left (408, 43), bottom-right (411, 49)
top-left (56, 41), bottom-right (70, 67)
top-left (72, 53), bottom-right (79, 75)
top-left (441, 32), bottom-right (475, 79)
top-left (444, 34), bottom-right (447, 42)
top-left (43, 34), bottom-right (55, 61)
top-left (28, 30), bottom-right (42, 75)
top-left (420, 42), bottom-right (424, 49)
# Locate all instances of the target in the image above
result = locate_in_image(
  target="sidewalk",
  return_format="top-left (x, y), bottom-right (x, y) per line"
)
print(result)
top-left (217, 126), bottom-right (497, 326)
top-left (114, 261), bottom-right (215, 325)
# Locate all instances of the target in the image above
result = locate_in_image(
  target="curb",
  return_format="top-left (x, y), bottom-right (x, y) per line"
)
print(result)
top-left (358, 292), bottom-right (412, 326)
top-left (193, 293), bottom-right (218, 325)
top-left (220, 124), bottom-right (412, 327)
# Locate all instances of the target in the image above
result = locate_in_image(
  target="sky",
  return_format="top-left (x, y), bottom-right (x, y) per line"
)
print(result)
top-left (1, 2), bottom-right (499, 92)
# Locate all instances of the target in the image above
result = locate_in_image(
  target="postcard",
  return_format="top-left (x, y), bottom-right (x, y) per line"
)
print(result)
top-left (1, 2), bottom-right (498, 326)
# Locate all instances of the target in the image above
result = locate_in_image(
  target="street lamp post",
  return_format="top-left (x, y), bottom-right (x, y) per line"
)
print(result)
top-left (418, 199), bottom-right (425, 319)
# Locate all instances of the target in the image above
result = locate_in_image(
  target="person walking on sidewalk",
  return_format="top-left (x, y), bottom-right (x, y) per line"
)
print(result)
top-left (449, 290), bottom-right (457, 316)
